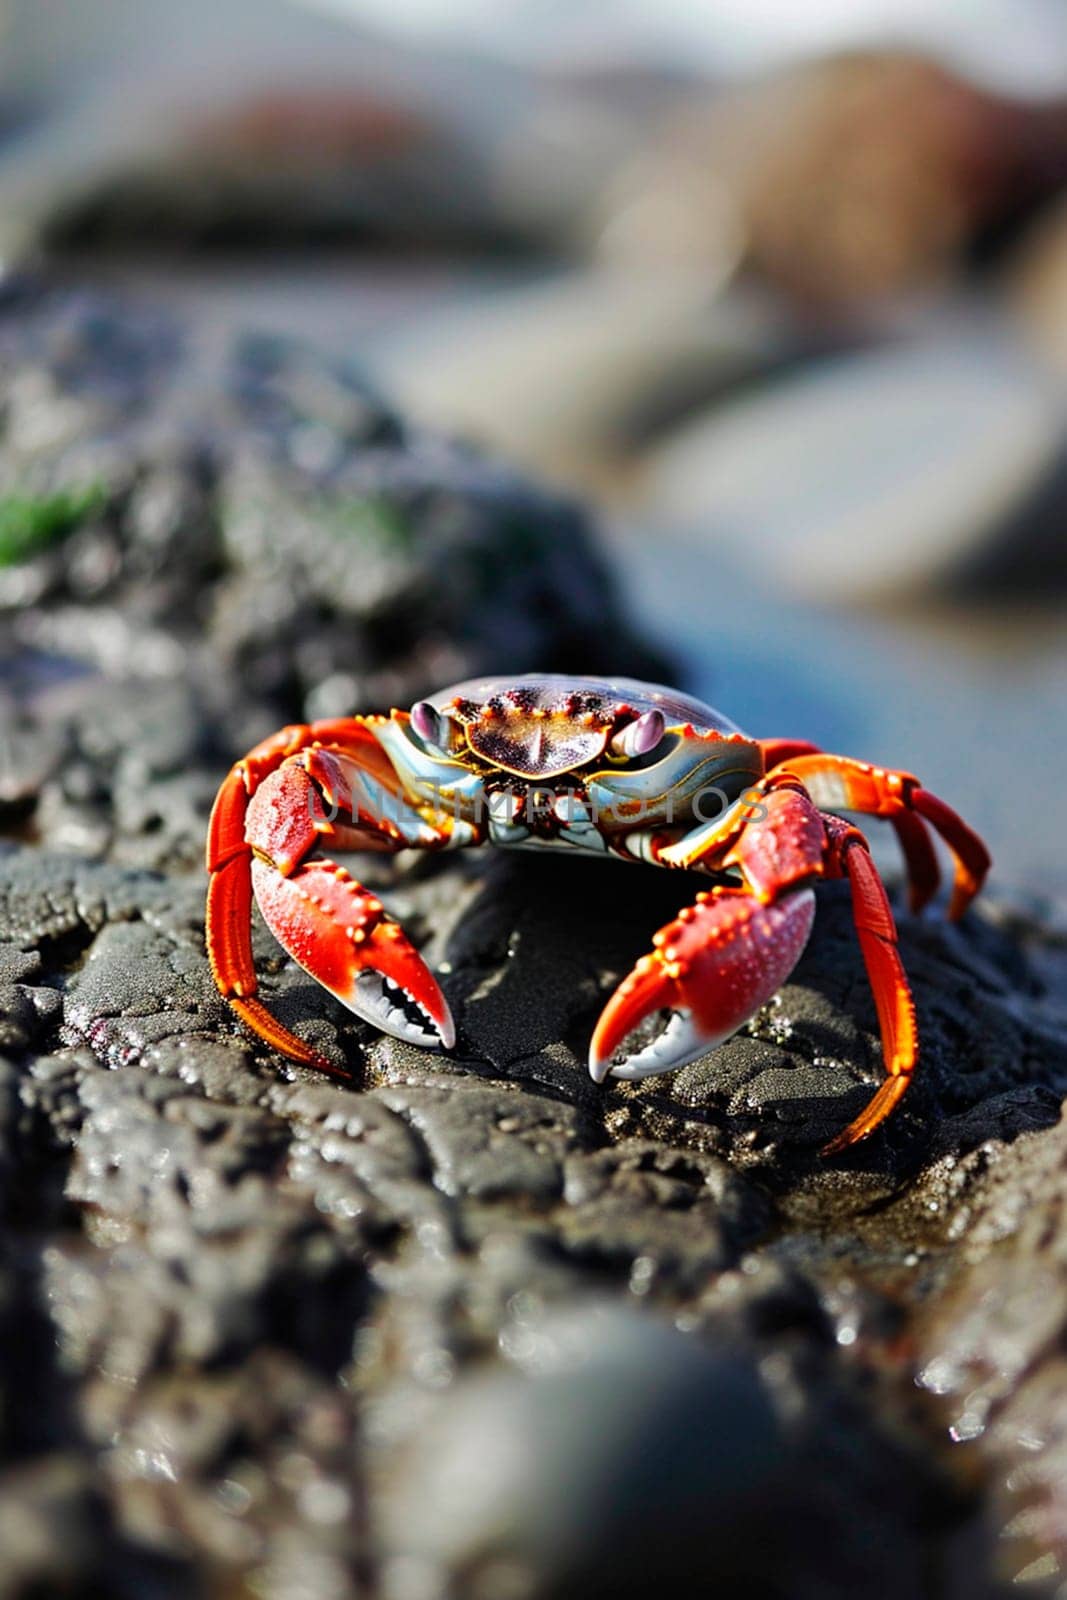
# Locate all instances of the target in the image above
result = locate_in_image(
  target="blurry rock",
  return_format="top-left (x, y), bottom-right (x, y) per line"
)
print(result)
top-left (645, 334), bottom-right (1067, 600)
top-left (378, 43), bottom-right (1067, 510)
top-left (0, 0), bottom-right (676, 264)
top-left (4, 0), bottom-right (1067, 319)
top-left (381, 1303), bottom-right (786, 1599)
top-left (0, 0), bottom-right (525, 261)
top-left (0, 1459), bottom-right (108, 1598)
top-left (914, 1107), bottom-right (1067, 1589)
top-left (598, 53), bottom-right (1066, 308)
top-left (1007, 194), bottom-right (1067, 373)
top-left (380, 1293), bottom-right (955, 1600)
top-left (0, 281), bottom-right (667, 865)
top-left (358, 41), bottom-right (1067, 501)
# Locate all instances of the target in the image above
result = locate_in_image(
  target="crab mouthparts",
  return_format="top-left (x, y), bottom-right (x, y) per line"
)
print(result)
top-left (350, 970), bottom-right (454, 1050)
top-left (588, 1007), bottom-right (720, 1083)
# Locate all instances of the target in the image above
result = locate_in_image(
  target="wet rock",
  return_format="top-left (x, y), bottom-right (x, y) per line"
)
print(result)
top-left (379, 1299), bottom-right (948, 1600)
top-left (379, 1303), bottom-right (786, 1600)
top-left (0, 833), bottom-right (1061, 1593)
top-left (2, 280), bottom-right (1066, 1597)
top-left (0, 1457), bottom-right (142, 1600)
top-left (0, 282), bottom-right (668, 867)
top-left (913, 1108), bottom-right (1067, 1589)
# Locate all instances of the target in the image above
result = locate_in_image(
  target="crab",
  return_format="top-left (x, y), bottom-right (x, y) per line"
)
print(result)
top-left (206, 674), bottom-right (990, 1154)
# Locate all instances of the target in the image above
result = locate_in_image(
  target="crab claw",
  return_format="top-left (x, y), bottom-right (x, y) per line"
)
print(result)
top-left (251, 857), bottom-right (454, 1050)
top-left (589, 888), bottom-right (816, 1083)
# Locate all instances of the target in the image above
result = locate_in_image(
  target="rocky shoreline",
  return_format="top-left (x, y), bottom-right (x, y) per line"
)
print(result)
top-left (2, 282), bottom-right (1067, 1598)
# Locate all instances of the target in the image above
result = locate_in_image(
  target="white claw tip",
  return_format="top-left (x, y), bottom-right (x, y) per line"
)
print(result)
top-left (587, 1049), bottom-right (611, 1085)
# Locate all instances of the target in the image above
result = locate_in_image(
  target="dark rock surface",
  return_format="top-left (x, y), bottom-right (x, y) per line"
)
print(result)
top-left (2, 282), bottom-right (1067, 1598)
top-left (1, 278), bottom-right (666, 870)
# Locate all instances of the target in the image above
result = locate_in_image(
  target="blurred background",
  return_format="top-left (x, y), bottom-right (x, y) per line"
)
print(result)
top-left (4, 0), bottom-right (1067, 892)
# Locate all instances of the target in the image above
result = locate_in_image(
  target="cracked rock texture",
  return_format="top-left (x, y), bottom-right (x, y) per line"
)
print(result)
top-left (2, 283), bottom-right (1067, 1599)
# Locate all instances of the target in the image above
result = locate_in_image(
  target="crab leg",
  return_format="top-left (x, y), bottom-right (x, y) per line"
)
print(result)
top-left (206, 721), bottom-right (455, 1069)
top-left (207, 726), bottom-right (323, 1064)
top-left (909, 787), bottom-right (991, 919)
top-left (590, 785), bottom-right (922, 1155)
top-left (759, 745), bottom-right (990, 918)
top-left (819, 817), bottom-right (918, 1155)
top-left (889, 808), bottom-right (942, 914)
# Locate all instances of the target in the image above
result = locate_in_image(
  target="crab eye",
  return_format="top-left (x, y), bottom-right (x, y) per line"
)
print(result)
top-left (610, 709), bottom-right (665, 760)
top-left (410, 701), bottom-right (451, 753)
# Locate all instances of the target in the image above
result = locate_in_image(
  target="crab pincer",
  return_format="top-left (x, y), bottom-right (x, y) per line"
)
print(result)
top-left (588, 889), bottom-right (816, 1082)
top-left (249, 855), bottom-right (454, 1050)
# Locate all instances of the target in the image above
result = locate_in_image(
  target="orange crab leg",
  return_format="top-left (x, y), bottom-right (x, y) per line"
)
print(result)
top-left (889, 808), bottom-right (941, 914)
top-left (759, 737), bottom-right (944, 911)
top-left (757, 737), bottom-right (822, 769)
top-left (739, 792), bottom-right (921, 1152)
top-left (735, 785), bottom-right (919, 1151)
top-left (760, 748), bottom-right (990, 919)
top-left (206, 742), bottom-right (296, 1047)
top-left (591, 783), bottom-right (922, 1155)
top-left (819, 817), bottom-right (918, 1155)
top-left (909, 787), bottom-right (991, 920)
top-left (206, 719), bottom-right (454, 1068)
top-left (207, 721), bottom-right (380, 1066)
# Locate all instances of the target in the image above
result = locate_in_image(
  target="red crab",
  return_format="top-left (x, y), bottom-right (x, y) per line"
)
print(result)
top-left (206, 675), bottom-right (990, 1154)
